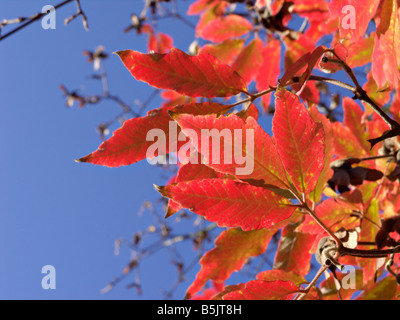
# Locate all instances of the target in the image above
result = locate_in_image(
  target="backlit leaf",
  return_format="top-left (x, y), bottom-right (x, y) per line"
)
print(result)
top-left (200, 39), bottom-right (245, 65)
top-left (185, 227), bottom-right (277, 299)
top-left (372, 0), bottom-right (400, 88)
top-left (273, 224), bottom-right (316, 277)
top-left (170, 113), bottom-right (290, 189)
top-left (77, 102), bottom-right (232, 167)
top-left (199, 14), bottom-right (253, 42)
top-left (256, 38), bottom-right (281, 110)
top-left (155, 179), bottom-right (296, 231)
top-left (221, 280), bottom-right (299, 300)
top-left (273, 89), bottom-right (325, 194)
top-left (116, 48), bottom-right (247, 97)
top-left (232, 36), bottom-right (264, 84)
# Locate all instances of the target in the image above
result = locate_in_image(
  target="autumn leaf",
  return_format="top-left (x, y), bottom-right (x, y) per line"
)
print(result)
top-left (331, 121), bottom-right (368, 158)
top-left (356, 277), bottom-right (397, 300)
top-left (170, 113), bottom-right (290, 189)
top-left (77, 102), bottom-right (232, 167)
top-left (155, 179), bottom-right (296, 231)
top-left (256, 38), bottom-right (281, 110)
top-left (357, 198), bottom-right (381, 286)
top-left (346, 35), bottom-right (375, 68)
top-left (372, 0), bottom-right (400, 88)
top-left (198, 14), bottom-right (253, 42)
top-left (231, 36), bottom-right (264, 84)
top-left (165, 163), bottom-right (223, 218)
top-left (280, 46), bottom-right (327, 95)
top-left (308, 105), bottom-right (334, 203)
top-left (329, 0), bottom-right (379, 41)
top-left (147, 32), bottom-right (173, 54)
top-left (199, 39), bottom-right (245, 65)
top-left (343, 98), bottom-right (371, 154)
top-left (221, 279), bottom-right (299, 300)
top-left (185, 227), bottom-right (277, 299)
top-left (116, 48), bottom-right (247, 97)
top-left (273, 224), bottom-right (316, 277)
top-left (297, 198), bottom-right (359, 235)
top-left (273, 89), bottom-right (325, 195)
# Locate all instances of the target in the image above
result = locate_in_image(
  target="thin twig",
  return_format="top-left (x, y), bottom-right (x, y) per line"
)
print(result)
top-left (0, 0), bottom-right (74, 42)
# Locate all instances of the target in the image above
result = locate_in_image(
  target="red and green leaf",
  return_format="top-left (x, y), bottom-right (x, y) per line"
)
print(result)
top-left (273, 89), bottom-right (326, 195)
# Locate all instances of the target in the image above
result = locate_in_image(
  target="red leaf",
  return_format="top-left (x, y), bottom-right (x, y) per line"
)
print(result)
top-left (199, 39), bottom-right (245, 65)
top-left (357, 198), bottom-right (381, 286)
top-left (331, 121), bottom-right (368, 158)
top-left (280, 46), bottom-right (327, 95)
top-left (329, 0), bottom-right (379, 41)
top-left (292, 0), bottom-right (330, 21)
top-left (221, 280), bottom-right (299, 300)
top-left (363, 71), bottom-right (392, 108)
top-left (170, 113), bottom-right (290, 189)
top-left (188, 0), bottom-right (221, 15)
top-left (273, 224), bottom-right (316, 277)
top-left (166, 163), bottom-right (223, 218)
top-left (308, 106), bottom-right (334, 203)
top-left (148, 32), bottom-right (173, 54)
top-left (185, 227), bottom-right (277, 299)
top-left (343, 98), bottom-right (371, 154)
top-left (116, 48), bottom-right (247, 97)
top-left (199, 14), bottom-right (253, 42)
top-left (356, 276), bottom-right (397, 300)
top-left (231, 36), bottom-right (264, 84)
top-left (346, 35), bottom-right (375, 68)
top-left (298, 198), bottom-right (359, 235)
top-left (77, 102), bottom-right (232, 167)
top-left (256, 270), bottom-right (307, 286)
top-left (372, 0), bottom-right (400, 88)
top-left (256, 38), bottom-right (281, 110)
top-left (273, 89), bottom-right (325, 194)
top-left (155, 179), bottom-right (296, 231)
top-left (318, 43), bottom-right (348, 74)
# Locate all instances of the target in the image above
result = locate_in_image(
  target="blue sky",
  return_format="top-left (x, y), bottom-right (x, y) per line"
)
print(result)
top-left (0, 0), bottom-right (213, 300)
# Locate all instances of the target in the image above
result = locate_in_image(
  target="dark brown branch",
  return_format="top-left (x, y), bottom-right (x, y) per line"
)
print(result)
top-left (0, 0), bottom-right (74, 42)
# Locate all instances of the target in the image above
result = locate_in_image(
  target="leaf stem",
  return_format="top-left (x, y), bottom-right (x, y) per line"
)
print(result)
top-left (295, 265), bottom-right (328, 300)
top-left (340, 246), bottom-right (400, 258)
